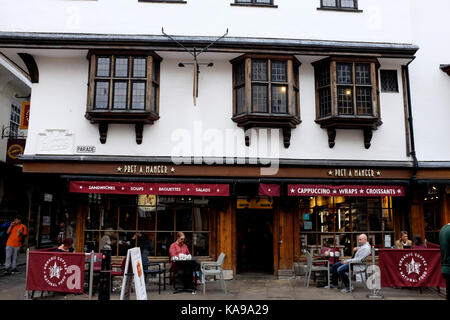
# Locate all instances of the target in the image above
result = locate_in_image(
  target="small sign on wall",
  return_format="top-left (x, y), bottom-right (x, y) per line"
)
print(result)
top-left (76, 145), bottom-right (96, 153)
top-left (20, 102), bottom-right (30, 130)
top-left (6, 138), bottom-right (26, 164)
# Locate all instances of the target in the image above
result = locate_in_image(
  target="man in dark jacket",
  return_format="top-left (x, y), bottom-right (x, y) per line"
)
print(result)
top-left (439, 223), bottom-right (450, 301)
top-left (0, 222), bottom-right (11, 264)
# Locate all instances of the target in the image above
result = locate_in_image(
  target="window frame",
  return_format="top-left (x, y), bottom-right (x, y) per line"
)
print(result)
top-left (313, 56), bottom-right (381, 149)
top-left (86, 50), bottom-right (162, 144)
top-left (83, 195), bottom-right (212, 258)
top-left (231, 0), bottom-right (277, 8)
top-left (230, 54), bottom-right (301, 148)
top-left (319, 0), bottom-right (361, 12)
top-left (380, 69), bottom-right (399, 93)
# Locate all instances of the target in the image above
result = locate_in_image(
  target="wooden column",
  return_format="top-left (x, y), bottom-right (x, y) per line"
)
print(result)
top-left (441, 191), bottom-right (450, 226)
top-left (277, 198), bottom-right (295, 277)
top-left (216, 198), bottom-right (235, 275)
top-left (410, 191), bottom-right (425, 241)
top-left (75, 202), bottom-right (87, 252)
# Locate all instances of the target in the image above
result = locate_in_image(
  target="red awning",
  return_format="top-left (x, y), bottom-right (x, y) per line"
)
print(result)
top-left (69, 181), bottom-right (229, 196)
top-left (259, 184), bottom-right (280, 197)
top-left (288, 184), bottom-right (405, 197)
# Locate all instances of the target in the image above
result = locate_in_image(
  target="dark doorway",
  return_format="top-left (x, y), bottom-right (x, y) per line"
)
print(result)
top-left (236, 210), bottom-right (274, 274)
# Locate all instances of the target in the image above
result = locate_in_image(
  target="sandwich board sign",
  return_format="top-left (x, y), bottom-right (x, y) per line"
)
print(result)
top-left (120, 247), bottom-right (147, 300)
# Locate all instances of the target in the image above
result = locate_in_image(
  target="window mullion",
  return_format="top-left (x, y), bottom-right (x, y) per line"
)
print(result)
top-left (268, 59), bottom-right (272, 113)
top-left (109, 56), bottom-right (115, 110)
top-left (127, 57), bottom-right (132, 110)
top-left (352, 63), bottom-right (357, 115)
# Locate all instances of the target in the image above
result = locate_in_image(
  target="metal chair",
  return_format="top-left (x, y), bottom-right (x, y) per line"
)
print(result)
top-left (200, 252), bottom-right (227, 295)
top-left (304, 251), bottom-right (330, 288)
top-left (348, 251), bottom-right (373, 292)
top-left (143, 256), bottom-right (168, 294)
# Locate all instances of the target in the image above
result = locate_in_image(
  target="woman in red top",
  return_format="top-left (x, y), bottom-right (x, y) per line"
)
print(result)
top-left (169, 232), bottom-right (190, 262)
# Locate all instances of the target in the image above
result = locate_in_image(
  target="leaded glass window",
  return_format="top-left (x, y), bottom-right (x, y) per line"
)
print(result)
top-left (380, 70), bottom-right (399, 92)
top-left (315, 58), bottom-right (378, 119)
top-left (91, 54), bottom-right (158, 112)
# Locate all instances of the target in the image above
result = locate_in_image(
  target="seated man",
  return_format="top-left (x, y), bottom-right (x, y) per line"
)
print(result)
top-left (329, 234), bottom-right (371, 293)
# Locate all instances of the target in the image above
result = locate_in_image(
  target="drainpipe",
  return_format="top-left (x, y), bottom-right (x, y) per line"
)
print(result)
top-left (402, 60), bottom-right (419, 179)
top-left (402, 59), bottom-right (420, 236)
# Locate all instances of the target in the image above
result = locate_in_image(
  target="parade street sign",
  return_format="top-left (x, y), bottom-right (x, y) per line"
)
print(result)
top-left (26, 251), bottom-right (85, 293)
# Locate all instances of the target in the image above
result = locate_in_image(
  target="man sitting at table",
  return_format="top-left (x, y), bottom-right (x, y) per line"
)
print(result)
top-left (328, 234), bottom-right (371, 293)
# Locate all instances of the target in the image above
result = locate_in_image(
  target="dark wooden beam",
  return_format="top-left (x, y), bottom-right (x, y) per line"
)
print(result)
top-left (440, 64), bottom-right (450, 77)
top-left (18, 53), bottom-right (39, 83)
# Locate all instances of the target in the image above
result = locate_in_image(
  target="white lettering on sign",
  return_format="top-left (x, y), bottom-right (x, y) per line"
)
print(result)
top-left (196, 188), bottom-right (211, 193)
top-left (88, 185), bottom-right (115, 190)
top-left (159, 187), bottom-right (181, 192)
top-left (297, 187), bottom-right (331, 195)
top-left (130, 187), bottom-right (144, 191)
top-left (76, 145), bottom-right (96, 153)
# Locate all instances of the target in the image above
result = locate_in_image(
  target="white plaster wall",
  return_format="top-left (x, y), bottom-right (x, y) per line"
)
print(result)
top-left (0, 0), bottom-right (413, 44)
top-left (408, 0), bottom-right (450, 162)
top-left (24, 51), bottom-right (411, 161)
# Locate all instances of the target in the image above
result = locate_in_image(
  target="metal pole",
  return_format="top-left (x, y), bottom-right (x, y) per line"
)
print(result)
top-left (24, 248), bottom-right (30, 300)
top-left (89, 250), bottom-right (94, 300)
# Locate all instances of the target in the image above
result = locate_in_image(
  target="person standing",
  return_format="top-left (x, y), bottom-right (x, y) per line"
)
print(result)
top-left (0, 221), bottom-right (11, 265)
top-left (3, 215), bottom-right (27, 275)
top-left (439, 223), bottom-right (450, 301)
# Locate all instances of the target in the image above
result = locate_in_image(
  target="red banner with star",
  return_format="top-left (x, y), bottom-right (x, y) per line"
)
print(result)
top-left (287, 184), bottom-right (405, 197)
top-left (378, 249), bottom-right (446, 288)
top-left (26, 250), bottom-right (85, 293)
top-left (69, 181), bottom-right (229, 196)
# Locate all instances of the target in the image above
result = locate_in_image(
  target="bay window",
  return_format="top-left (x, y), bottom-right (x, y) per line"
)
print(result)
top-left (313, 57), bottom-right (381, 149)
top-left (231, 54), bottom-right (301, 148)
top-left (86, 50), bottom-right (162, 144)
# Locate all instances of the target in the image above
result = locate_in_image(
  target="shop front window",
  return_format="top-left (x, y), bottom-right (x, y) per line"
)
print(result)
top-left (83, 195), bottom-right (211, 257)
top-left (298, 196), bottom-right (394, 256)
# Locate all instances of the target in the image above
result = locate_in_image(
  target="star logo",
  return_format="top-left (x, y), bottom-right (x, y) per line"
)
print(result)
top-left (405, 258), bottom-right (421, 275)
top-left (290, 188), bottom-right (295, 194)
top-left (117, 166), bottom-right (123, 173)
top-left (170, 167), bottom-right (176, 173)
top-left (360, 189), bottom-right (365, 194)
top-left (376, 171), bottom-right (381, 176)
top-left (328, 170), bottom-right (333, 176)
top-left (49, 262), bottom-right (62, 279)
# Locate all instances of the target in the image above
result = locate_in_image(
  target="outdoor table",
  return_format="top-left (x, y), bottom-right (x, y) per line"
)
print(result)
top-left (172, 259), bottom-right (200, 293)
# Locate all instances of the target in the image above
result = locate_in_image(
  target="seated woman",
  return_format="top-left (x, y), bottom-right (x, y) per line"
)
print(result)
top-left (413, 234), bottom-right (427, 249)
top-left (57, 238), bottom-right (74, 252)
top-left (169, 232), bottom-right (191, 263)
top-left (395, 231), bottom-right (413, 249)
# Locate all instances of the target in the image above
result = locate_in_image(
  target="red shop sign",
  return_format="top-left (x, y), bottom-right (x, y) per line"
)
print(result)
top-left (287, 184), bottom-right (405, 197)
top-left (259, 184), bottom-right (280, 197)
top-left (26, 251), bottom-right (85, 293)
top-left (378, 249), bottom-right (446, 288)
top-left (69, 181), bottom-right (230, 196)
